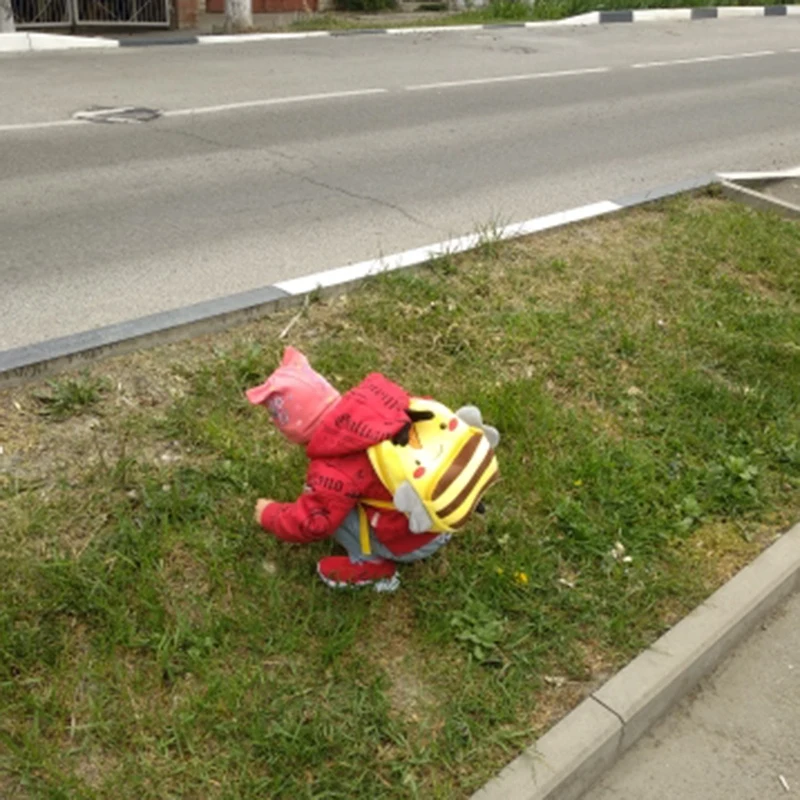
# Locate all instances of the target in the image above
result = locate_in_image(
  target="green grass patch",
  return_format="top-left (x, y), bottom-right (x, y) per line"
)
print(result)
top-left (1, 191), bottom-right (799, 797)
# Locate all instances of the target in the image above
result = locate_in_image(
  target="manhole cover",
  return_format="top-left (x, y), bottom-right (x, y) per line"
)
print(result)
top-left (72, 106), bottom-right (162, 124)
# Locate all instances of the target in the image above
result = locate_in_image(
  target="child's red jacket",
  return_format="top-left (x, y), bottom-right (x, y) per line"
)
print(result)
top-left (258, 373), bottom-right (441, 556)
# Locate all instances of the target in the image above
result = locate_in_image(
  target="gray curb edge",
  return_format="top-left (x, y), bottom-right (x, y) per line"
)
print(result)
top-left (0, 174), bottom-right (714, 389)
top-left (470, 523), bottom-right (800, 800)
top-left (719, 178), bottom-right (800, 219)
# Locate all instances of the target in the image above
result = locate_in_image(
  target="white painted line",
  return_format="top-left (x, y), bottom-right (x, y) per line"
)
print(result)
top-left (406, 66), bottom-right (610, 91)
top-left (633, 50), bottom-right (775, 68)
top-left (386, 24), bottom-right (489, 35)
top-left (27, 32), bottom-right (119, 50)
top-left (196, 31), bottom-right (330, 44)
top-left (162, 88), bottom-right (388, 118)
top-left (717, 4), bottom-right (769, 16)
top-left (717, 167), bottom-right (800, 180)
top-left (556, 11), bottom-right (600, 24)
top-left (0, 33), bottom-right (33, 53)
top-left (274, 200), bottom-right (621, 296)
top-left (633, 8), bottom-right (691, 20)
top-left (521, 20), bottom-right (570, 28)
top-left (0, 119), bottom-right (86, 134)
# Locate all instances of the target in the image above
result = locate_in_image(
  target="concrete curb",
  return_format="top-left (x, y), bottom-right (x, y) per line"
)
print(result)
top-left (2, 5), bottom-right (798, 52)
top-left (471, 523), bottom-right (800, 800)
top-left (0, 31), bottom-right (119, 52)
top-left (0, 174), bottom-right (713, 389)
top-left (718, 179), bottom-right (800, 219)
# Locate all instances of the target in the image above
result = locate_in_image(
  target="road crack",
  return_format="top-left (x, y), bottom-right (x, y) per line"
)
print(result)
top-left (148, 127), bottom-right (433, 230)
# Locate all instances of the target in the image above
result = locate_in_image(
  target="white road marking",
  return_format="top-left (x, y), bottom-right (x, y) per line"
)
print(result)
top-left (274, 200), bottom-right (621, 296)
top-left (162, 88), bottom-right (388, 118)
top-left (406, 66), bottom-right (610, 91)
top-left (632, 49), bottom-right (775, 68)
top-left (0, 119), bottom-right (86, 133)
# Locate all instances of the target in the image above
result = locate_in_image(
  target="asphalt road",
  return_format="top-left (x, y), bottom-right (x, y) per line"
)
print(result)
top-left (2, 18), bottom-right (800, 350)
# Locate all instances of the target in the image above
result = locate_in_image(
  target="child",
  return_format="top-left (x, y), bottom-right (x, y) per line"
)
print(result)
top-left (247, 347), bottom-right (498, 593)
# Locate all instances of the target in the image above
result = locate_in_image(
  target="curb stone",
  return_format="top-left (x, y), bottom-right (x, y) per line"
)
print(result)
top-left (0, 174), bottom-right (713, 389)
top-left (2, 5), bottom-right (799, 51)
top-left (719, 179), bottom-right (800, 219)
top-left (471, 522), bottom-right (800, 800)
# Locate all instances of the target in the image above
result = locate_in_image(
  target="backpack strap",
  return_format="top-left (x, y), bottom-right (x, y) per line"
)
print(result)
top-left (357, 498), bottom-right (398, 557)
top-left (357, 504), bottom-right (372, 557)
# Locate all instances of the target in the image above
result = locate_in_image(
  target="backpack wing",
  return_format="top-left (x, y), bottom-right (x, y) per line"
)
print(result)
top-left (393, 482), bottom-right (435, 534)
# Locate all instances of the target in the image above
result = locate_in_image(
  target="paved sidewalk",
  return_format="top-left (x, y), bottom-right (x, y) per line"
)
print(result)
top-left (582, 590), bottom-right (800, 800)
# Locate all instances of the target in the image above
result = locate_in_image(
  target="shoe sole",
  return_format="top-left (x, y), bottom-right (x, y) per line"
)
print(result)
top-left (317, 566), bottom-right (400, 593)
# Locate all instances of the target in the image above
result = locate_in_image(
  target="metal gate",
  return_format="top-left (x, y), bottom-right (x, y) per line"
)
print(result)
top-left (14, 0), bottom-right (170, 27)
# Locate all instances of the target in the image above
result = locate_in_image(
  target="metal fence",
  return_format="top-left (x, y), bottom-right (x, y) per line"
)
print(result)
top-left (14, 0), bottom-right (170, 26)
top-left (14, 0), bottom-right (70, 26)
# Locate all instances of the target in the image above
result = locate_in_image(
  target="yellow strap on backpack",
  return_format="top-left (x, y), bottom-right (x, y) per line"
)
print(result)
top-left (357, 504), bottom-right (372, 557)
top-left (357, 500), bottom-right (395, 556)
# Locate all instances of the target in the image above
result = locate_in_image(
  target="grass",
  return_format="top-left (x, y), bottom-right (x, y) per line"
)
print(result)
top-left (30, 374), bottom-right (109, 421)
top-left (283, 0), bottom-right (799, 32)
top-left (1, 190), bottom-right (799, 798)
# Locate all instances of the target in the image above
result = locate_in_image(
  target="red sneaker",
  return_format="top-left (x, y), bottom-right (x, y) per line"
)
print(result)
top-left (317, 556), bottom-right (400, 593)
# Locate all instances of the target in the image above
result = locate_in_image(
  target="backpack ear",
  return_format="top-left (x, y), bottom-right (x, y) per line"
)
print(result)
top-left (393, 482), bottom-right (434, 534)
top-left (456, 405), bottom-right (482, 428)
top-left (406, 408), bottom-right (435, 424)
top-left (391, 422), bottom-right (413, 447)
top-left (457, 406), bottom-right (500, 449)
top-left (483, 424), bottom-right (500, 449)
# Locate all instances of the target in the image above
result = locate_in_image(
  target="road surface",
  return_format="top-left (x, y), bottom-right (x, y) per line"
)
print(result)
top-left (1, 18), bottom-right (799, 349)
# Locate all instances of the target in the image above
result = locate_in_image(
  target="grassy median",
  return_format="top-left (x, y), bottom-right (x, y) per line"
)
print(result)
top-left (1, 189), bottom-right (799, 798)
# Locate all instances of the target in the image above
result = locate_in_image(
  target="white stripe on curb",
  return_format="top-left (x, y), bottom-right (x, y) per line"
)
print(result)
top-left (0, 31), bottom-right (120, 52)
top-left (273, 201), bottom-right (621, 296)
top-left (552, 11), bottom-right (600, 24)
top-left (717, 4), bottom-right (771, 15)
top-left (385, 24), bottom-right (491, 35)
top-left (196, 30), bottom-right (331, 43)
top-left (717, 166), bottom-right (800, 180)
top-left (633, 8), bottom-right (691, 20)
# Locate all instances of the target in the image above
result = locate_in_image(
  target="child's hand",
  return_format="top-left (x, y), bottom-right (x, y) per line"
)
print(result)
top-left (254, 498), bottom-right (273, 525)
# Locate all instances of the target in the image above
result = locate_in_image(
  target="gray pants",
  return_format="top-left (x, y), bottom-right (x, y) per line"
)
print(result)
top-left (333, 509), bottom-right (451, 564)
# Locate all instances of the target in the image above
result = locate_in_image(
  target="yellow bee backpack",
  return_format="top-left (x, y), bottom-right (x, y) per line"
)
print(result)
top-left (363, 398), bottom-right (500, 535)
